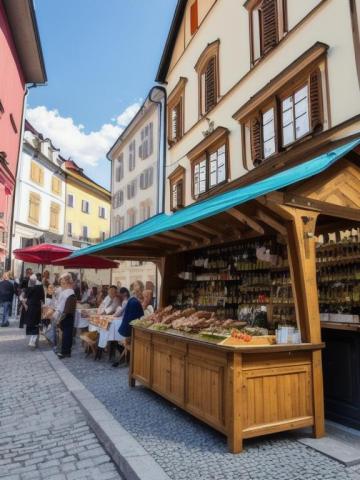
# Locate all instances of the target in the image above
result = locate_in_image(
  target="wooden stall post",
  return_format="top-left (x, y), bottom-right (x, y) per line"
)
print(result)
top-left (282, 206), bottom-right (325, 438)
top-left (227, 352), bottom-right (243, 453)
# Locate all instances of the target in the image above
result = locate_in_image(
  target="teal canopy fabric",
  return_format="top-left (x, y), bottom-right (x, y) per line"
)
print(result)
top-left (71, 138), bottom-right (360, 258)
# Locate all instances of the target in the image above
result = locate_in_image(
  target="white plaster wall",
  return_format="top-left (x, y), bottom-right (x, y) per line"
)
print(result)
top-left (14, 141), bottom-right (66, 235)
top-left (111, 103), bottom-right (160, 233)
top-left (164, 0), bottom-right (360, 212)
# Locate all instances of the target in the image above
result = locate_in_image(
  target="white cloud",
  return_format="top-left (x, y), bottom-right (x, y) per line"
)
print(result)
top-left (26, 101), bottom-right (141, 168)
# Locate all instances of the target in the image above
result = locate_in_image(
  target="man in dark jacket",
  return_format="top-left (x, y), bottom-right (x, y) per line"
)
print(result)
top-left (0, 272), bottom-right (15, 327)
top-left (118, 296), bottom-right (144, 338)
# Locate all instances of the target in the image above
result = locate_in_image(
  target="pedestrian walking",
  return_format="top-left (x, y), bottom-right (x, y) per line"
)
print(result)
top-left (19, 268), bottom-right (33, 328)
top-left (55, 272), bottom-right (77, 358)
top-left (0, 272), bottom-right (15, 327)
top-left (25, 274), bottom-right (45, 348)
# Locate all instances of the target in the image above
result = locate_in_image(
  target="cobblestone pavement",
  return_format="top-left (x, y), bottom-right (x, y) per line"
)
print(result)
top-left (0, 322), bottom-right (122, 480)
top-left (63, 341), bottom-right (360, 480)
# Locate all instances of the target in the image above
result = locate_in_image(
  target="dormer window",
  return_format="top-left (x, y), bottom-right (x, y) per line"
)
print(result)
top-left (195, 40), bottom-right (220, 117)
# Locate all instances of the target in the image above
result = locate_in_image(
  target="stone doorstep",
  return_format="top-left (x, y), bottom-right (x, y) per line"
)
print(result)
top-left (41, 350), bottom-right (171, 480)
top-left (293, 422), bottom-right (360, 467)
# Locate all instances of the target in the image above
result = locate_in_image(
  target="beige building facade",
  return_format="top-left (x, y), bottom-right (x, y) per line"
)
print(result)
top-left (157, 0), bottom-right (360, 212)
top-left (108, 89), bottom-right (165, 293)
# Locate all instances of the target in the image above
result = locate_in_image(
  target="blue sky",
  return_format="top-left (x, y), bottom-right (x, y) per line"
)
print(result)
top-left (27, 0), bottom-right (177, 188)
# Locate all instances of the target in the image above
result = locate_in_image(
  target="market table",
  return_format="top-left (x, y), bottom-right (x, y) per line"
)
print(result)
top-left (130, 325), bottom-right (324, 453)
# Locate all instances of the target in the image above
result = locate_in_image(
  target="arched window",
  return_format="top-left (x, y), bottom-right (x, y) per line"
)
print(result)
top-left (195, 40), bottom-right (220, 117)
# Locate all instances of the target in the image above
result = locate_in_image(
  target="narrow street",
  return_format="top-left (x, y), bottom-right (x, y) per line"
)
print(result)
top-left (0, 320), bottom-right (122, 480)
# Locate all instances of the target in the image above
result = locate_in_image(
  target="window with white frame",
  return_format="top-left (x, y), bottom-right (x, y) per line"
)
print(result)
top-left (100, 231), bottom-right (106, 241)
top-left (114, 215), bottom-right (124, 234)
top-left (67, 194), bottom-right (74, 208)
top-left (81, 200), bottom-right (90, 214)
top-left (127, 179), bottom-right (137, 199)
top-left (193, 158), bottom-right (207, 196)
top-left (112, 190), bottom-right (124, 209)
top-left (98, 206), bottom-right (106, 218)
top-left (281, 84), bottom-right (309, 146)
top-left (67, 222), bottom-right (72, 237)
top-left (139, 122), bottom-right (153, 159)
top-left (116, 153), bottom-right (124, 181)
top-left (127, 209), bottom-right (136, 228)
top-left (140, 167), bottom-right (154, 190)
top-left (140, 200), bottom-right (152, 221)
top-left (209, 145), bottom-right (226, 188)
top-left (262, 107), bottom-right (276, 159)
top-left (82, 226), bottom-right (89, 240)
top-left (128, 140), bottom-right (136, 171)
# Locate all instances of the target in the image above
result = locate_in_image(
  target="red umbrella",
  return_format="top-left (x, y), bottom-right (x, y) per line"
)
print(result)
top-left (13, 244), bottom-right (73, 265)
top-left (52, 254), bottom-right (118, 269)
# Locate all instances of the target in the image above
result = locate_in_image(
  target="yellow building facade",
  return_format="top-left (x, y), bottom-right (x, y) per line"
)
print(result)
top-left (62, 160), bottom-right (111, 248)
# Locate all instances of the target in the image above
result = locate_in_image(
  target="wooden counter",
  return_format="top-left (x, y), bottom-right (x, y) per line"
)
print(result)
top-left (129, 326), bottom-right (325, 453)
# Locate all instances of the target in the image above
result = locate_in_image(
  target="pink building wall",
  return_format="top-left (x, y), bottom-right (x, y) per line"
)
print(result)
top-left (0, 0), bottom-right (26, 263)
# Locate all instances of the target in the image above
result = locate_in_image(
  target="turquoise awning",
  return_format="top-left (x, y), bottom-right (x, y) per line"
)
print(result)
top-left (71, 138), bottom-right (360, 258)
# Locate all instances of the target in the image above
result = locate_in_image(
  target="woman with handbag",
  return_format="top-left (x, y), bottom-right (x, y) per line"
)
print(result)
top-left (54, 273), bottom-right (76, 359)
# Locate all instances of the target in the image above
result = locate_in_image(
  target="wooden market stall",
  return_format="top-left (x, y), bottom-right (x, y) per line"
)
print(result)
top-left (70, 137), bottom-right (360, 451)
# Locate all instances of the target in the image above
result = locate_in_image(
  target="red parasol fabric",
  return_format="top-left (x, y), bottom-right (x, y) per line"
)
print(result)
top-left (52, 254), bottom-right (118, 269)
top-left (13, 244), bottom-right (73, 265)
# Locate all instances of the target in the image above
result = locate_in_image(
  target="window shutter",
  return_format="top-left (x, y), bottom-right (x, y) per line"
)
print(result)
top-left (205, 57), bottom-right (216, 113)
top-left (309, 68), bottom-right (323, 132)
top-left (139, 144), bottom-right (143, 159)
top-left (149, 123), bottom-right (153, 155)
top-left (250, 117), bottom-right (262, 166)
top-left (190, 0), bottom-right (198, 35)
top-left (176, 181), bottom-right (183, 208)
top-left (149, 167), bottom-right (153, 187)
top-left (260, 0), bottom-right (278, 54)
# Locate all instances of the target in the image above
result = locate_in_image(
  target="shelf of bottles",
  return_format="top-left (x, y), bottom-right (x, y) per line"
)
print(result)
top-left (316, 232), bottom-right (360, 322)
top-left (170, 237), bottom-right (296, 328)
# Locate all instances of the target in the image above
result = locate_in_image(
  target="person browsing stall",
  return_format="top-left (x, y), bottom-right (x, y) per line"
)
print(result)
top-left (97, 285), bottom-right (120, 315)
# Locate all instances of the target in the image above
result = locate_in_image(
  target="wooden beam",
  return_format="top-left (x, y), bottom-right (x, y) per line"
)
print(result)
top-left (227, 208), bottom-right (264, 235)
top-left (283, 193), bottom-right (360, 221)
top-left (191, 221), bottom-right (222, 237)
top-left (255, 208), bottom-right (287, 236)
top-left (177, 225), bottom-right (210, 242)
top-left (152, 234), bottom-right (182, 247)
top-left (161, 231), bottom-right (194, 245)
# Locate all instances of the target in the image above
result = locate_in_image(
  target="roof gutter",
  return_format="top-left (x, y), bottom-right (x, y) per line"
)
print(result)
top-left (149, 86), bottom-right (167, 214)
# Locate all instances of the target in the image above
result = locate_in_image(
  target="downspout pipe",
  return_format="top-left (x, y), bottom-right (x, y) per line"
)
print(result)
top-left (148, 85), bottom-right (167, 214)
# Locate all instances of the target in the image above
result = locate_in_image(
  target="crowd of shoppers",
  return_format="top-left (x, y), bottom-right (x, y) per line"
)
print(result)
top-left (0, 269), bottom-right (155, 365)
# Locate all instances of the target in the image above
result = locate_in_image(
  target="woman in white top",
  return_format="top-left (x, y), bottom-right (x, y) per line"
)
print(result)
top-left (142, 289), bottom-right (154, 317)
top-left (108, 287), bottom-right (130, 342)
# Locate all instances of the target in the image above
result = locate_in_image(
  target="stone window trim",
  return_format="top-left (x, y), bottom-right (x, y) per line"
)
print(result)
top-left (167, 77), bottom-right (188, 147)
top-left (194, 39), bottom-right (220, 118)
top-left (168, 165), bottom-right (186, 211)
top-left (187, 126), bottom-right (230, 199)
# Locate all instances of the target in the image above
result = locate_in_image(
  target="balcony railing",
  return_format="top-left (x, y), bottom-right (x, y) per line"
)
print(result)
top-left (67, 234), bottom-right (105, 244)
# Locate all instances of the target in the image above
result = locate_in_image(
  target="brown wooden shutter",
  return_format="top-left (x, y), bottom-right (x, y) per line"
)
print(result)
top-left (190, 0), bottom-right (198, 35)
top-left (205, 57), bottom-right (216, 113)
top-left (309, 68), bottom-right (323, 132)
top-left (176, 180), bottom-right (183, 208)
top-left (260, 0), bottom-right (278, 54)
top-left (250, 117), bottom-right (262, 166)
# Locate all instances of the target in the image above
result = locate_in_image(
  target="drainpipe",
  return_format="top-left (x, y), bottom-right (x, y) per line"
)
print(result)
top-left (148, 85), bottom-right (167, 214)
top-left (148, 85), bottom-right (166, 305)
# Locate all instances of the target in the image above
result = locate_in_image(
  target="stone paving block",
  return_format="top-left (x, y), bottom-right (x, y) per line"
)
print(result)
top-left (0, 324), bottom-right (121, 480)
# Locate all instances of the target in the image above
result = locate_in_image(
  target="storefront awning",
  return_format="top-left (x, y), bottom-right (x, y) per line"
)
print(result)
top-left (71, 138), bottom-right (360, 260)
